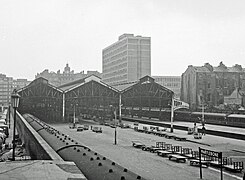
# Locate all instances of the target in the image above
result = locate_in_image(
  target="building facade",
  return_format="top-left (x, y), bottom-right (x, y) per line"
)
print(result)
top-left (153, 76), bottom-right (181, 99)
top-left (13, 79), bottom-right (30, 90)
top-left (181, 62), bottom-right (245, 110)
top-left (102, 34), bottom-right (151, 86)
top-left (0, 74), bottom-right (30, 108)
top-left (36, 63), bottom-right (101, 87)
top-left (0, 74), bottom-right (13, 108)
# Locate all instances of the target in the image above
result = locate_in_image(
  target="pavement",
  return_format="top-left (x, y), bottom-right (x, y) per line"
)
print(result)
top-left (0, 160), bottom-right (86, 180)
top-left (53, 120), bottom-right (245, 180)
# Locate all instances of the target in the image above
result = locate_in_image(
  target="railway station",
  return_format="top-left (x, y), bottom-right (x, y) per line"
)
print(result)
top-left (1, 75), bottom-right (244, 180)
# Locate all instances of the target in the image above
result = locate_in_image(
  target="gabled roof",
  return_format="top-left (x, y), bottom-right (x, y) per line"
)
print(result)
top-left (193, 66), bottom-right (210, 72)
top-left (121, 75), bottom-right (174, 95)
top-left (17, 77), bottom-right (63, 93)
top-left (59, 74), bottom-right (119, 93)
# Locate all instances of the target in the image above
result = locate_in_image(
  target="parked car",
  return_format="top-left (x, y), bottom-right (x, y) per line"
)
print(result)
top-left (77, 126), bottom-right (84, 132)
top-left (92, 126), bottom-right (102, 133)
top-left (83, 125), bottom-right (89, 130)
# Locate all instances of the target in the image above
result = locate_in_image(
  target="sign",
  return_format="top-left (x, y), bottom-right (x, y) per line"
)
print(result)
top-left (200, 149), bottom-right (222, 158)
top-left (199, 147), bottom-right (223, 180)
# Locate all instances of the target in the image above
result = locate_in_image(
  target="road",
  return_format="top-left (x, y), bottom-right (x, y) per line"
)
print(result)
top-left (52, 120), bottom-right (244, 180)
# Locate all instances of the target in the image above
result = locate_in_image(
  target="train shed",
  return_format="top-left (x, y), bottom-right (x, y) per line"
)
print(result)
top-left (59, 75), bottom-right (120, 122)
top-left (121, 76), bottom-right (174, 119)
top-left (17, 77), bottom-right (63, 122)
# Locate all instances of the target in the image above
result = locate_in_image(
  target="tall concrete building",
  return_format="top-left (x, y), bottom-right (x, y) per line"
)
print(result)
top-left (102, 34), bottom-right (151, 87)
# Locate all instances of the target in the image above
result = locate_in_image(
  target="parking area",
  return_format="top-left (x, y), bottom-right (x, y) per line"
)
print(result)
top-left (52, 120), bottom-right (245, 180)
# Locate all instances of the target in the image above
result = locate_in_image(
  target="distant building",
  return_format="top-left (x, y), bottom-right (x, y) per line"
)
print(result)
top-left (0, 74), bottom-right (13, 107)
top-left (181, 62), bottom-right (245, 110)
top-left (153, 76), bottom-right (181, 99)
top-left (36, 63), bottom-right (101, 86)
top-left (13, 79), bottom-right (30, 90)
top-left (102, 34), bottom-right (151, 87)
top-left (0, 74), bottom-right (30, 108)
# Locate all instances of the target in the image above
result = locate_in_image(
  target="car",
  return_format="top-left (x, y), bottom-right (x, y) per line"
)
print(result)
top-left (104, 122), bottom-right (110, 126)
top-left (77, 126), bottom-right (84, 132)
top-left (92, 126), bottom-right (102, 133)
top-left (83, 125), bottom-right (89, 130)
top-left (110, 124), bottom-right (116, 128)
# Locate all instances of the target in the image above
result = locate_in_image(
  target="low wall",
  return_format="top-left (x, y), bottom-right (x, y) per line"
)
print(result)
top-left (15, 111), bottom-right (62, 160)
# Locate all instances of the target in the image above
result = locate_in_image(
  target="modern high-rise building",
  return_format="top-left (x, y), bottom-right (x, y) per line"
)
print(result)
top-left (102, 34), bottom-right (151, 87)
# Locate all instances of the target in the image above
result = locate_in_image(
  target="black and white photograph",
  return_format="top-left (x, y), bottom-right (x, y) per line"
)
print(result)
top-left (0, 0), bottom-right (245, 179)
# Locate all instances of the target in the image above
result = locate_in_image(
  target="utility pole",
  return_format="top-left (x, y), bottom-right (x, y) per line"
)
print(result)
top-left (170, 96), bottom-right (174, 133)
top-left (73, 105), bottom-right (76, 128)
top-left (114, 109), bottom-right (117, 145)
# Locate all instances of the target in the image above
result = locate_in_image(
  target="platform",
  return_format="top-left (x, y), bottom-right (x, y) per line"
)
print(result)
top-left (0, 160), bottom-right (87, 180)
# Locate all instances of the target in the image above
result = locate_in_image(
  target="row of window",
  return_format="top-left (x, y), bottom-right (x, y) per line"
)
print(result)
top-left (103, 62), bottom-right (127, 74)
top-left (128, 50), bottom-right (150, 57)
top-left (103, 57), bottom-right (127, 69)
top-left (103, 44), bottom-right (127, 59)
top-left (128, 38), bottom-right (150, 45)
top-left (103, 68), bottom-right (127, 79)
top-left (155, 78), bottom-right (181, 82)
top-left (103, 51), bottom-right (127, 64)
top-left (103, 74), bottom-right (128, 84)
top-left (103, 40), bottom-right (127, 56)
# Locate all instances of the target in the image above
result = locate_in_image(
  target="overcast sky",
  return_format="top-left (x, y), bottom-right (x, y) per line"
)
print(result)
top-left (1, 0), bottom-right (245, 80)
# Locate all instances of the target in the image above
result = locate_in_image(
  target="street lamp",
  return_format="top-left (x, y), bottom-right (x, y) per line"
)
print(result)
top-left (11, 89), bottom-right (20, 161)
top-left (170, 96), bottom-right (174, 133)
top-left (8, 103), bottom-right (11, 129)
top-left (73, 104), bottom-right (76, 128)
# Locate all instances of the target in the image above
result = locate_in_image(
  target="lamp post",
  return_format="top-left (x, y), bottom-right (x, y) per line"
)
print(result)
top-left (114, 109), bottom-right (117, 145)
top-left (170, 96), bottom-right (174, 133)
top-left (202, 103), bottom-right (205, 126)
top-left (119, 93), bottom-right (122, 123)
top-left (73, 104), bottom-right (76, 128)
top-left (11, 89), bottom-right (20, 161)
top-left (8, 104), bottom-right (11, 129)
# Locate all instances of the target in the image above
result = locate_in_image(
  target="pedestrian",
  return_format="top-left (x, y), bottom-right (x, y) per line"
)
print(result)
top-left (193, 123), bottom-right (198, 134)
top-left (243, 171), bottom-right (245, 180)
top-left (202, 126), bottom-right (206, 135)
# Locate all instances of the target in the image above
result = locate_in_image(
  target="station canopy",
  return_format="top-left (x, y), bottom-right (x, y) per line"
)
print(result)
top-left (121, 76), bottom-right (174, 110)
top-left (17, 77), bottom-right (63, 122)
